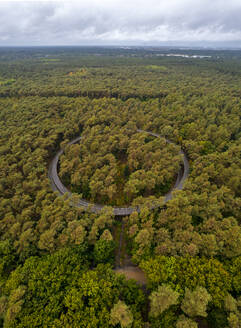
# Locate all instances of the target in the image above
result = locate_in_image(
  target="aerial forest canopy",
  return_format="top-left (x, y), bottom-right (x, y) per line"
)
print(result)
top-left (0, 47), bottom-right (241, 328)
top-left (58, 114), bottom-right (182, 206)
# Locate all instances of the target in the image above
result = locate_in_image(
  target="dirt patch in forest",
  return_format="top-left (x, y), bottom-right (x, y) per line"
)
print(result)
top-left (115, 266), bottom-right (147, 285)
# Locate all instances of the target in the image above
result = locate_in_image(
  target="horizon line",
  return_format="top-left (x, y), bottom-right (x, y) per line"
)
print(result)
top-left (0, 44), bottom-right (241, 50)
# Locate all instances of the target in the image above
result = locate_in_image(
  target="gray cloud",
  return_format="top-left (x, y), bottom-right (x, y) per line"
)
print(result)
top-left (0, 0), bottom-right (241, 46)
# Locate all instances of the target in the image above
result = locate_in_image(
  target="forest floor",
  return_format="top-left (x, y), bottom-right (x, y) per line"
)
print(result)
top-left (113, 220), bottom-right (147, 286)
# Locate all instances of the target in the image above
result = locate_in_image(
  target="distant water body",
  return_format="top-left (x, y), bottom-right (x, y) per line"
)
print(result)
top-left (156, 53), bottom-right (212, 58)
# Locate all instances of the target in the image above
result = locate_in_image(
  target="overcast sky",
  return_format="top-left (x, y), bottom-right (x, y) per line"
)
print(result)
top-left (0, 0), bottom-right (241, 47)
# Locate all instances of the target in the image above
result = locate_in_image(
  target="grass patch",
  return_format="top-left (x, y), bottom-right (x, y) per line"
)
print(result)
top-left (0, 79), bottom-right (16, 86)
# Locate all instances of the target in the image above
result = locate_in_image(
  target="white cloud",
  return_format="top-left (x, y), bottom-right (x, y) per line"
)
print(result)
top-left (0, 0), bottom-right (240, 45)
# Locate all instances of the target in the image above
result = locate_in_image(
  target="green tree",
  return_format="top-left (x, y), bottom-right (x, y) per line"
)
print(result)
top-left (149, 284), bottom-right (179, 317)
top-left (176, 315), bottom-right (198, 328)
top-left (181, 286), bottom-right (211, 318)
top-left (110, 301), bottom-right (133, 328)
top-left (93, 239), bottom-right (115, 264)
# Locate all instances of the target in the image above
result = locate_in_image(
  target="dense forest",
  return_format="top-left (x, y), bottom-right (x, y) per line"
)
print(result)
top-left (0, 46), bottom-right (241, 328)
top-left (58, 116), bottom-right (182, 206)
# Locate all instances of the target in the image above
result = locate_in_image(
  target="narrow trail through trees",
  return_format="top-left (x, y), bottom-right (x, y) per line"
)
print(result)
top-left (114, 220), bottom-right (147, 285)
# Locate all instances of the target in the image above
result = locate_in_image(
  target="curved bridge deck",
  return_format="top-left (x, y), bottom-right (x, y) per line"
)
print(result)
top-left (48, 130), bottom-right (189, 216)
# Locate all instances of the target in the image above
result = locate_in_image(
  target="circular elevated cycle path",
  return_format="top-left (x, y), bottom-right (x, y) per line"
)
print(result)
top-left (48, 129), bottom-right (189, 216)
